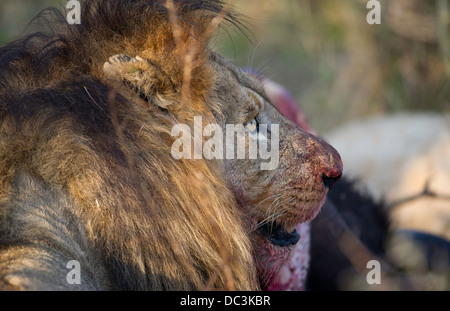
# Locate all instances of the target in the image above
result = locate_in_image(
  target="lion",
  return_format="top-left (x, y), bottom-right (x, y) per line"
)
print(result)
top-left (0, 0), bottom-right (342, 290)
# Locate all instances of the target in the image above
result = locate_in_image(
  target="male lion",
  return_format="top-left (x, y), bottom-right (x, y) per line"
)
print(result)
top-left (0, 0), bottom-right (342, 290)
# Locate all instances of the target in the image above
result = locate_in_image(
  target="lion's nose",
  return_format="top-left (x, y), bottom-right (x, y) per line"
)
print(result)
top-left (322, 172), bottom-right (342, 190)
top-left (313, 136), bottom-right (343, 190)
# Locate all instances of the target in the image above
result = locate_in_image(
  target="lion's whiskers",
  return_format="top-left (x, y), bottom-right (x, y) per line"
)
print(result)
top-left (254, 195), bottom-right (297, 232)
top-left (262, 188), bottom-right (292, 217)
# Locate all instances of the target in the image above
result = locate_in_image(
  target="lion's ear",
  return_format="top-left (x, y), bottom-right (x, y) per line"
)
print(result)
top-left (128, 57), bottom-right (178, 109)
top-left (104, 55), bottom-right (177, 110)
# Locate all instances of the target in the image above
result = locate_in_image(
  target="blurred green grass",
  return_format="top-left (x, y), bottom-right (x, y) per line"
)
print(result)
top-left (1, 0), bottom-right (448, 133)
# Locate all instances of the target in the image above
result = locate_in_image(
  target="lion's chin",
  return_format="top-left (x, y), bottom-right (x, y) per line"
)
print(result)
top-left (257, 221), bottom-right (301, 247)
top-left (254, 195), bottom-right (327, 248)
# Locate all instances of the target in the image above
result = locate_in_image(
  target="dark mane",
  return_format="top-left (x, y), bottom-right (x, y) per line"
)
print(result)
top-left (0, 0), bottom-right (258, 291)
top-left (0, 0), bottom-right (244, 125)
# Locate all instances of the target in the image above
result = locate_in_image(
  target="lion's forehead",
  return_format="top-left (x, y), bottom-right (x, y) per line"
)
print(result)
top-left (209, 53), bottom-right (268, 111)
top-left (236, 85), bottom-right (264, 113)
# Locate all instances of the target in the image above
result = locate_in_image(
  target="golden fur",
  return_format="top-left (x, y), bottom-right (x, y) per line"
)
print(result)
top-left (0, 0), bottom-right (257, 290)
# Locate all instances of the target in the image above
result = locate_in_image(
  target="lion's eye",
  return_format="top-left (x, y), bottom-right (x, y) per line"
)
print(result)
top-left (245, 118), bottom-right (258, 134)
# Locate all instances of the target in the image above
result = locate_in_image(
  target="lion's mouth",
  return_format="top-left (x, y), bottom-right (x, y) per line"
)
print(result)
top-left (257, 221), bottom-right (301, 247)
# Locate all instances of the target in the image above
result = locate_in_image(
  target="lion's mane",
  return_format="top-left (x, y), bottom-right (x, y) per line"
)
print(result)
top-left (0, 0), bottom-right (258, 290)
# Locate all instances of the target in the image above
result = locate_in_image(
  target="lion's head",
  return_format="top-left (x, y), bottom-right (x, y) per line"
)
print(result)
top-left (208, 54), bottom-right (343, 286)
top-left (102, 29), bottom-right (343, 288)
